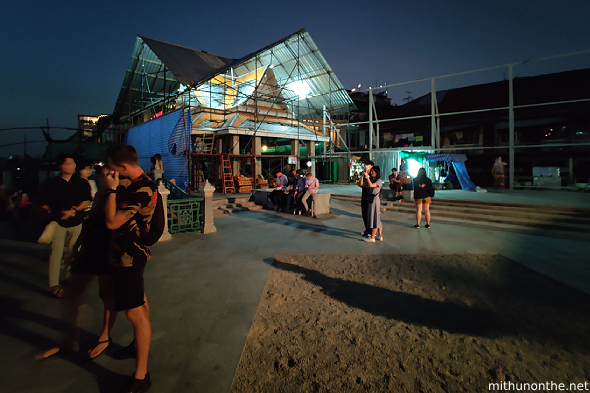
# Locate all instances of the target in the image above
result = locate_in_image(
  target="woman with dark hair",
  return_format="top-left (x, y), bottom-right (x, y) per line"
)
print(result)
top-left (360, 166), bottom-right (383, 242)
top-left (413, 168), bottom-right (433, 228)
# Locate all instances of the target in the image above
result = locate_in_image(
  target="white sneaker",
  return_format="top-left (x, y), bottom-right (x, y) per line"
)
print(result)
top-left (363, 237), bottom-right (375, 243)
top-left (376, 236), bottom-right (383, 241)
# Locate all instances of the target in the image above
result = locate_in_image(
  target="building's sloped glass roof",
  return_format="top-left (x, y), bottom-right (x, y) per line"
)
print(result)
top-left (113, 29), bottom-right (355, 124)
top-left (190, 29), bottom-right (354, 119)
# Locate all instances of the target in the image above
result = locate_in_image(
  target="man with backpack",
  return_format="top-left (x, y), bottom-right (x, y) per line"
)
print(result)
top-left (105, 145), bottom-right (163, 393)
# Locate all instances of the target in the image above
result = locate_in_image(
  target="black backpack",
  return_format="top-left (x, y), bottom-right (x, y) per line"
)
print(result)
top-left (135, 188), bottom-right (165, 246)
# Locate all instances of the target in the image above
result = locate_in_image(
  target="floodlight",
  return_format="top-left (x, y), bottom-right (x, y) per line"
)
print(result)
top-left (288, 80), bottom-right (311, 99)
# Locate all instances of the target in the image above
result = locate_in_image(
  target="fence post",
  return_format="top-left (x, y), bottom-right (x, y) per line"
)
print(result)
top-left (157, 182), bottom-right (172, 242)
top-left (198, 180), bottom-right (217, 234)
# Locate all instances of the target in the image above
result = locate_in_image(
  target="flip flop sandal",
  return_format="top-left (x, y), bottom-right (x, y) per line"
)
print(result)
top-left (49, 286), bottom-right (64, 298)
top-left (87, 338), bottom-right (112, 360)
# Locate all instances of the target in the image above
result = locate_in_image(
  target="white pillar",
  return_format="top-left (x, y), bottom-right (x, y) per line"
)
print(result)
top-left (157, 183), bottom-right (172, 242)
top-left (153, 168), bottom-right (164, 181)
top-left (198, 180), bottom-right (217, 234)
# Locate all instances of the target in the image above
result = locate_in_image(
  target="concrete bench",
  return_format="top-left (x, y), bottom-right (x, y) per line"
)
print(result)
top-left (381, 186), bottom-right (414, 202)
top-left (251, 189), bottom-right (331, 215)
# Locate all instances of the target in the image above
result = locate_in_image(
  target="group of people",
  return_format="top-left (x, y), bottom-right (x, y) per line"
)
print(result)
top-left (36, 145), bottom-right (161, 393)
top-left (269, 168), bottom-right (319, 218)
top-left (359, 160), bottom-right (435, 239)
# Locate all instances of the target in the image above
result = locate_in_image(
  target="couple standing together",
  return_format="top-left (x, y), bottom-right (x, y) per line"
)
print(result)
top-left (37, 145), bottom-right (158, 393)
top-left (359, 161), bottom-right (383, 242)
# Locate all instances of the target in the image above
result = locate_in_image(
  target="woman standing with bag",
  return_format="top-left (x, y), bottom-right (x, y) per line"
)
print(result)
top-left (360, 166), bottom-right (383, 242)
top-left (413, 168), bottom-right (434, 228)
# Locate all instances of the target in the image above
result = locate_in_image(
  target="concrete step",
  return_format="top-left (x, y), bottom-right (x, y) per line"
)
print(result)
top-left (216, 202), bottom-right (258, 209)
top-left (380, 201), bottom-right (590, 225)
top-left (381, 204), bottom-right (590, 232)
top-left (428, 199), bottom-right (590, 217)
top-left (380, 204), bottom-right (590, 233)
top-left (334, 194), bottom-right (590, 215)
top-left (213, 205), bottom-right (263, 216)
top-left (331, 194), bottom-right (590, 233)
top-left (212, 196), bottom-right (252, 207)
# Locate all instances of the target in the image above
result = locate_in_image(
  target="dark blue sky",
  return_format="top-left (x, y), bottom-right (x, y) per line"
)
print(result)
top-left (1, 0), bottom-right (589, 157)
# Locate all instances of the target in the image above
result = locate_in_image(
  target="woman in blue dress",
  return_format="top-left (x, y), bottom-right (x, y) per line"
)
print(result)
top-left (361, 166), bottom-right (383, 242)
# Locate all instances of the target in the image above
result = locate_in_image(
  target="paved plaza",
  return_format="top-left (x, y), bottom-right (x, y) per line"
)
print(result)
top-left (0, 188), bottom-right (589, 392)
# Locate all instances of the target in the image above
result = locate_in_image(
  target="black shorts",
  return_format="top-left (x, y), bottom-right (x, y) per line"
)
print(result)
top-left (113, 262), bottom-right (146, 311)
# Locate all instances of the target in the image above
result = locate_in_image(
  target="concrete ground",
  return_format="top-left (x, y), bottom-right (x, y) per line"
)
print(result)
top-left (0, 187), bottom-right (589, 392)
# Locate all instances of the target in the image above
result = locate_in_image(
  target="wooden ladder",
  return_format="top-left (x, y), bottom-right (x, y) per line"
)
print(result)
top-left (221, 155), bottom-right (235, 194)
top-left (193, 132), bottom-right (215, 154)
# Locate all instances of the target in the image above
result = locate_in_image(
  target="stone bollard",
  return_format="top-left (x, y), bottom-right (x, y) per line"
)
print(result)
top-left (198, 180), bottom-right (217, 234)
top-left (153, 168), bottom-right (164, 181)
top-left (157, 182), bottom-right (172, 242)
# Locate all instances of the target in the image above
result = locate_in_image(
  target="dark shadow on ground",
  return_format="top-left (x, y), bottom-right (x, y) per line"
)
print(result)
top-left (273, 254), bottom-right (590, 353)
top-left (250, 212), bottom-right (361, 240)
top-left (272, 259), bottom-right (505, 337)
top-left (0, 295), bottom-right (127, 393)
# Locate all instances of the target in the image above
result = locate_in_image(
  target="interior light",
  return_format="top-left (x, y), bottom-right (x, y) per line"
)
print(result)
top-left (262, 145), bottom-right (267, 151)
top-left (357, 84), bottom-right (361, 88)
top-left (269, 64), bottom-right (274, 69)
top-left (288, 80), bottom-right (311, 99)
top-left (351, 88), bottom-right (356, 92)
top-left (406, 159), bottom-right (421, 178)
top-left (306, 161), bottom-right (312, 167)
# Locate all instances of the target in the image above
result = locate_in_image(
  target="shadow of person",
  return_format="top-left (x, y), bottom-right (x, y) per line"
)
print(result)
top-left (250, 212), bottom-right (361, 240)
top-left (0, 294), bottom-right (127, 393)
top-left (272, 259), bottom-right (506, 337)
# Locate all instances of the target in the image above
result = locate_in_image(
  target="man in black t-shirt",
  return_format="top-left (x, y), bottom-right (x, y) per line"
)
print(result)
top-left (39, 154), bottom-right (91, 297)
top-left (105, 145), bottom-right (155, 393)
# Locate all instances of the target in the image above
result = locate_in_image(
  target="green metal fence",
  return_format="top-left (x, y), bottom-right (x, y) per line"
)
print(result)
top-left (158, 178), bottom-right (204, 236)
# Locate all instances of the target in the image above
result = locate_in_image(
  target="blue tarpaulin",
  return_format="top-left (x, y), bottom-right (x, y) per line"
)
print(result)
top-left (124, 110), bottom-right (191, 190)
top-left (451, 162), bottom-right (477, 191)
top-left (426, 154), bottom-right (477, 190)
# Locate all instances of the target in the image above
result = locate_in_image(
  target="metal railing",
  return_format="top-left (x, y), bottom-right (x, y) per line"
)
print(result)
top-left (158, 177), bottom-right (204, 236)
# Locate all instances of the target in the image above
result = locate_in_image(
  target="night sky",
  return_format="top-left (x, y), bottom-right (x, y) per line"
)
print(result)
top-left (1, 0), bottom-right (589, 157)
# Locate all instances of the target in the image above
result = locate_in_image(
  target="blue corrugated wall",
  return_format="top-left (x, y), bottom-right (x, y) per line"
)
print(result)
top-left (124, 110), bottom-right (191, 190)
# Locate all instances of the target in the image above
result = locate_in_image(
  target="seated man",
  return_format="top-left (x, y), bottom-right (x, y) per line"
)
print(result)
top-left (268, 170), bottom-right (288, 212)
top-left (388, 168), bottom-right (402, 200)
top-left (286, 169), bottom-right (298, 211)
top-left (293, 172), bottom-right (306, 215)
top-left (301, 172), bottom-right (319, 218)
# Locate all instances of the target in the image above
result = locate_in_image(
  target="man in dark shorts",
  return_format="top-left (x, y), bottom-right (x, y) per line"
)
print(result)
top-left (106, 145), bottom-right (157, 393)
